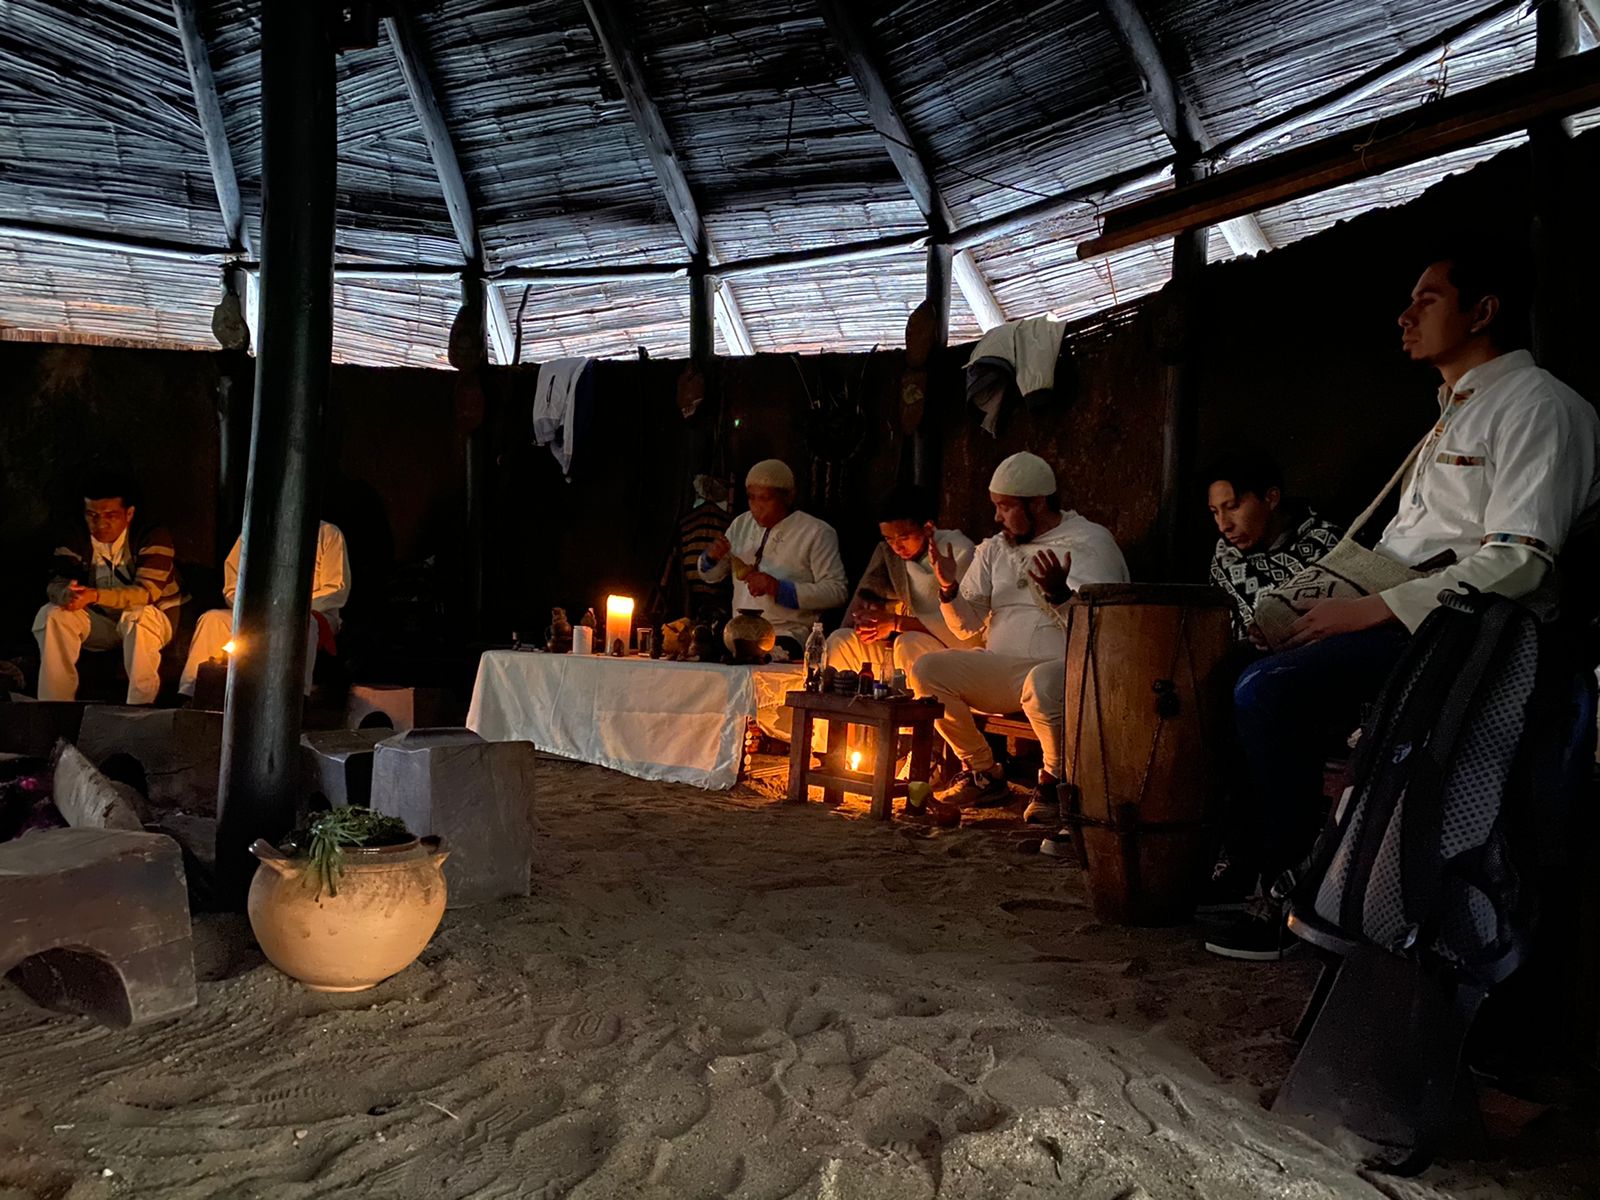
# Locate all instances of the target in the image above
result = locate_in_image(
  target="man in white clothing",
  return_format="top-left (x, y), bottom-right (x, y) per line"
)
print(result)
top-left (699, 459), bottom-right (848, 655)
top-left (908, 452), bottom-right (1129, 816)
top-left (179, 521), bottom-right (351, 698)
top-left (826, 483), bottom-right (980, 680)
top-left (1208, 246), bottom-right (1600, 962)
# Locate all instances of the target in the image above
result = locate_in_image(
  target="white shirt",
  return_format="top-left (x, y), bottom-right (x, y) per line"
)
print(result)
top-left (90, 530), bottom-right (132, 591)
top-left (1376, 350), bottom-right (1599, 630)
top-left (853, 530), bottom-right (980, 650)
top-left (699, 509), bottom-right (849, 643)
top-left (944, 511), bottom-right (1130, 660)
top-left (223, 521), bottom-right (352, 632)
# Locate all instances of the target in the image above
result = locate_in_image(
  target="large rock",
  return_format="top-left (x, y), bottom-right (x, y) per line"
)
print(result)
top-left (52, 742), bottom-right (145, 831)
top-left (77, 707), bottom-right (223, 814)
top-left (0, 828), bottom-right (196, 1027)
top-left (370, 728), bottom-right (536, 907)
top-left (300, 728), bottom-right (391, 810)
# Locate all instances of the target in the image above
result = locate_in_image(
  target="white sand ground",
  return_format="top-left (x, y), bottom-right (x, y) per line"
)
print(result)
top-left (0, 756), bottom-right (1592, 1199)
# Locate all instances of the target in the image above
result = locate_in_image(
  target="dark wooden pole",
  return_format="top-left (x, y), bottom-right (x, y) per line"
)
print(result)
top-left (915, 239), bottom-right (952, 488)
top-left (689, 261), bottom-right (714, 366)
top-left (214, 3), bottom-right (336, 905)
top-left (1531, 0), bottom-right (1580, 376)
top-left (1158, 161), bottom-right (1209, 578)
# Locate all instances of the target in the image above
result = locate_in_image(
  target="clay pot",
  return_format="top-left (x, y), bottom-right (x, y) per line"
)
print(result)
top-left (247, 836), bottom-right (449, 993)
top-left (724, 608), bottom-right (776, 662)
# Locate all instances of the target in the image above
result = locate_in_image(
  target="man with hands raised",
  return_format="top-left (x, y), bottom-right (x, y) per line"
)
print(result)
top-left (908, 452), bottom-right (1129, 816)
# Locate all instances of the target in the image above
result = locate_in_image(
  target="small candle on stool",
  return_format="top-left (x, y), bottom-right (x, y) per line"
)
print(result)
top-left (605, 595), bottom-right (634, 658)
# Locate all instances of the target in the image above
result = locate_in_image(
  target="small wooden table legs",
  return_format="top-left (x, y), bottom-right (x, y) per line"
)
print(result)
top-left (783, 692), bottom-right (943, 820)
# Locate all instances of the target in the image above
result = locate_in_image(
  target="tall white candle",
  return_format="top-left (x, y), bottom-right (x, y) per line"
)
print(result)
top-left (605, 595), bottom-right (634, 657)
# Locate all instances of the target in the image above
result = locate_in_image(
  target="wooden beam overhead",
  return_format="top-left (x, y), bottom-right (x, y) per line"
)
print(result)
top-left (1079, 48), bottom-right (1600, 260)
top-left (1099, 0), bottom-right (1271, 258)
top-left (382, 11), bottom-right (515, 364)
top-left (815, 0), bottom-right (1006, 330)
top-left (580, 0), bottom-right (755, 354)
top-left (171, 0), bottom-right (250, 256)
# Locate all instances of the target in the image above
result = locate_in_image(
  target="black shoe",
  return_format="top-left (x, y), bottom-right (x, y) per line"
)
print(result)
top-left (1022, 781), bottom-right (1060, 825)
top-left (1195, 853), bottom-right (1259, 914)
top-left (943, 768), bottom-right (1011, 808)
top-left (1203, 900), bottom-right (1293, 961)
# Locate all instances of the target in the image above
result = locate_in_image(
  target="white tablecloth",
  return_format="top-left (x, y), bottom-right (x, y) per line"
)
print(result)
top-left (467, 650), bottom-right (804, 790)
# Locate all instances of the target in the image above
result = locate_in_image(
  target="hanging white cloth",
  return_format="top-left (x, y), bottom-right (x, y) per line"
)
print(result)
top-left (531, 357), bottom-right (591, 477)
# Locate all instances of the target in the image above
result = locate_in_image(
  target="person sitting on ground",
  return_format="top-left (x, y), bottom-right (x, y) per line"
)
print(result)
top-left (908, 452), bottom-right (1129, 819)
top-left (1206, 244), bottom-right (1600, 962)
top-left (33, 472), bottom-right (184, 705)
top-left (698, 459), bottom-right (848, 658)
top-left (825, 483), bottom-right (981, 680)
top-left (1207, 451), bottom-right (1341, 643)
top-left (179, 521), bottom-right (351, 700)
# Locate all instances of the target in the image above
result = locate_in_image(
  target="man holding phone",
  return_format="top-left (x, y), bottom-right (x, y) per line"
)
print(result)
top-left (825, 484), bottom-right (980, 679)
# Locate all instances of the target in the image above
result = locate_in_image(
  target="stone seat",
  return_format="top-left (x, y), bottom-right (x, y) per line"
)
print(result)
top-left (0, 828), bottom-right (196, 1027)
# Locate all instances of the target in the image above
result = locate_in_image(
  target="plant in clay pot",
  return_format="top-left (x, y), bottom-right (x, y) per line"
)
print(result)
top-left (247, 807), bottom-right (450, 993)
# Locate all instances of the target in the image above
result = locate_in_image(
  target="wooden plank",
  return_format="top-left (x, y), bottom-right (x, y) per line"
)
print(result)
top-left (1079, 49), bottom-right (1600, 260)
top-left (381, 11), bottom-right (515, 365)
top-left (580, 0), bottom-right (753, 354)
top-left (815, 0), bottom-right (1004, 329)
top-left (171, 0), bottom-right (251, 256)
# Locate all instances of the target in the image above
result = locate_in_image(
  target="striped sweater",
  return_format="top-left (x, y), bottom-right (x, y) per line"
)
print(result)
top-left (47, 523), bottom-right (185, 613)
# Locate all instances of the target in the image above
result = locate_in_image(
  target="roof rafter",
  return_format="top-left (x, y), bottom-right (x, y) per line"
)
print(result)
top-left (381, 10), bottom-right (516, 365)
top-left (579, 0), bottom-right (755, 356)
top-left (1100, 0), bottom-right (1271, 258)
top-left (814, 0), bottom-right (1005, 331)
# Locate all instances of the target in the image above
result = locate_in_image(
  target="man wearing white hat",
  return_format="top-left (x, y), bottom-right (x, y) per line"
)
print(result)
top-left (908, 451), bottom-right (1129, 815)
top-left (699, 459), bottom-right (848, 654)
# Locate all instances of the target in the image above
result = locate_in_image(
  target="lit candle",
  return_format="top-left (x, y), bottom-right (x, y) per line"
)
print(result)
top-left (222, 639), bottom-right (238, 655)
top-left (848, 750), bottom-right (863, 772)
top-left (604, 595), bottom-right (634, 657)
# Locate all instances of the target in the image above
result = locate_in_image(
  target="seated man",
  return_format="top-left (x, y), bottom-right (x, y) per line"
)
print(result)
top-left (33, 473), bottom-right (184, 705)
top-left (1206, 451), bottom-right (1341, 643)
top-left (909, 452), bottom-right (1129, 819)
top-left (179, 521), bottom-right (351, 699)
top-left (825, 484), bottom-right (980, 679)
top-left (1207, 245), bottom-right (1600, 961)
top-left (699, 459), bottom-right (848, 657)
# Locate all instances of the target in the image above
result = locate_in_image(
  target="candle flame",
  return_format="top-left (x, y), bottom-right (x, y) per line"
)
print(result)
top-left (222, 639), bottom-right (238, 655)
top-left (849, 750), bottom-right (863, 772)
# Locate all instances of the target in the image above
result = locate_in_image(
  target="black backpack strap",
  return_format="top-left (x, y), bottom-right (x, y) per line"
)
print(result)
top-left (1395, 599), bottom-right (1522, 951)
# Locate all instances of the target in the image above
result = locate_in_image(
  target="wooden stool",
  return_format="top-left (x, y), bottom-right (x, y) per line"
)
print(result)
top-left (783, 691), bottom-right (942, 820)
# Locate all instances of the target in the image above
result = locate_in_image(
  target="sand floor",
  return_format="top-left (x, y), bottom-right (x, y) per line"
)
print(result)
top-left (1, 756), bottom-right (1595, 1199)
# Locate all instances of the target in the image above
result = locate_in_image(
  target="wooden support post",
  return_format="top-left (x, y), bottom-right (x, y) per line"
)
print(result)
top-left (689, 262), bottom-right (714, 367)
top-left (916, 239), bottom-right (952, 487)
top-left (214, 2), bottom-right (336, 906)
top-left (1531, 0), bottom-right (1582, 376)
top-left (1158, 161), bottom-right (1208, 578)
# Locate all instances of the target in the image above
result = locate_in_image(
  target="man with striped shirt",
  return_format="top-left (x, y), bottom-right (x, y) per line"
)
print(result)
top-left (32, 474), bottom-right (184, 705)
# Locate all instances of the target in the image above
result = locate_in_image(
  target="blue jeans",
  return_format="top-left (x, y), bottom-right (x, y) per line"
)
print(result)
top-left (1232, 626), bottom-right (1412, 880)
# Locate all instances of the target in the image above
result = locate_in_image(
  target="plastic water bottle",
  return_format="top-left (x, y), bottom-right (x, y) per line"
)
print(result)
top-left (803, 622), bottom-right (826, 691)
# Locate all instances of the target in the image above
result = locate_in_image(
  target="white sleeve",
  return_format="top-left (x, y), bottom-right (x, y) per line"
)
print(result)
top-left (942, 541), bottom-right (993, 638)
top-left (1380, 544), bottom-right (1549, 632)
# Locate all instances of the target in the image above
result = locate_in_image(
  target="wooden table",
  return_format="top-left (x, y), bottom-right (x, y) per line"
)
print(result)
top-left (784, 691), bottom-right (943, 819)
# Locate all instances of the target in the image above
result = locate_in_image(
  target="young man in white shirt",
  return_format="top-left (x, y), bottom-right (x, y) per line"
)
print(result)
top-left (178, 521), bottom-right (352, 699)
top-left (1208, 247), bottom-right (1600, 961)
top-left (908, 451), bottom-right (1129, 816)
top-left (826, 483), bottom-right (981, 679)
top-left (699, 459), bottom-right (848, 655)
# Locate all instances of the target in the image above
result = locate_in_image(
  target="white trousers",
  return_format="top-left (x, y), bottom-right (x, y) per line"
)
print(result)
top-left (907, 651), bottom-right (1065, 777)
top-left (179, 608), bottom-right (320, 696)
top-left (33, 602), bottom-right (173, 705)
top-left (823, 628), bottom-right (945, 679)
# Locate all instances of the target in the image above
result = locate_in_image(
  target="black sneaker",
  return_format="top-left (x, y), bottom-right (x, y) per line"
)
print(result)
top-left (943, 768), bottom-right (1012, 808)
top-left (1203, 900), bottom-right (1294, 961)
top-left (1195, 854), bottom-right (1259, 914)
top-left (1022, 781), bottom-right (1060, 825)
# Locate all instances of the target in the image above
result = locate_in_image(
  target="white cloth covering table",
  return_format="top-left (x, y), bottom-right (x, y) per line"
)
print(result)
top-left (468, 650), bottom-right (803, 790)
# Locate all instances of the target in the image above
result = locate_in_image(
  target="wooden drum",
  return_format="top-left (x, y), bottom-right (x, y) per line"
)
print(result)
top-left (1060, 583), bottom-right (1233, 925)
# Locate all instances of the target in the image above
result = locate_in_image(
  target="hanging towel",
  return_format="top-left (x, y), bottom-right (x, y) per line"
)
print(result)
top-left (531, 357), bottom-right (592, 477)
top-left (965, 316), bottom-right (1067, 435)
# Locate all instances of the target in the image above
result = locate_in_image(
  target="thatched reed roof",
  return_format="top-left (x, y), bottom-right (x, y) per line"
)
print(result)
top-left (1, 0), bottom-right (1595, 367)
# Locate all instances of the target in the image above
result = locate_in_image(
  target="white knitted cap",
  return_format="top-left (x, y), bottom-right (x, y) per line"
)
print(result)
top-left (988, 451), bottom-right (1057, 498)
top-left (745, 459), bottom-right (796, 492)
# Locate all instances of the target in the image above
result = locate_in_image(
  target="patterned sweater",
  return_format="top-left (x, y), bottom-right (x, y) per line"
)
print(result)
top-left (1209, 506), bottom-right (1341, 639)
top-left (47, 523), bottom-right (185, 613)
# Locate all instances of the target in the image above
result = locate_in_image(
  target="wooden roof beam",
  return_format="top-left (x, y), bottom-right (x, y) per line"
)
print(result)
top-left (1099, 0), bottom-right (1271, 258)
top-left (579, 0), bottom-right (755, 356)
top-left (382, 10), bottom-right (516, 364)
top-left (815, 0), bottom-right (1005, 330)
top-left (1079, 48), bottom-right (1600, 259)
